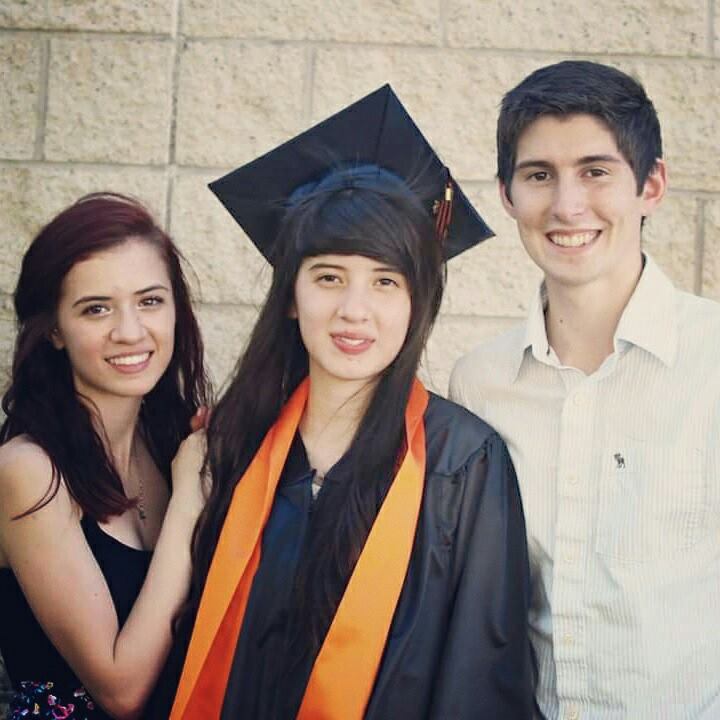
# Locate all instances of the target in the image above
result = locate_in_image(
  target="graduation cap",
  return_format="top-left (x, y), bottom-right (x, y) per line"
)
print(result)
top-left (209, 84), bottom-right (493, 263)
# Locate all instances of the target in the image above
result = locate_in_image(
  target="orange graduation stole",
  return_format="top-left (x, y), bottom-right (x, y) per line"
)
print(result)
top-left (170, 377), bottom-right (429, 720)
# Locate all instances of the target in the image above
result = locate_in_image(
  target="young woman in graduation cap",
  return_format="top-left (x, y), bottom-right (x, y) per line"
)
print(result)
top-left (163, 86), bottom-right (537, 719)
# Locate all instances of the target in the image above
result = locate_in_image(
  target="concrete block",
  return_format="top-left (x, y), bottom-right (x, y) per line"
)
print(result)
top-left (643, 192), bottom-right (698, 292)
top-left (464, 182), bottom-right (519, 244)
top-left (443, 237), bottom-right (542, 317)
top-left (1, 1), bottom-right (174, 32)
top-left (420, 315), bottom-right (520, 396)
top-left (702, 200), bottom-right (720, 300)
top-left (0, 296), bottom-right (17, 385)
top-left (195, 303), bottom-right (260, 387)
top-left (45, 38), bottom-right (173, 164)
top-left (45, 0), bottom-right (174, 33)
top-left (616, 59), bottom-right (720, 192)
top-left (313, 48), bottom-right (541, 182)
top-left (182, 0), bottom-right (438, 44)
top-left (0, 165), bottom-right (167, 295)
top-left (0, 34), bottom-right (41, 159)
top-left (446, 0), bottom-right (707, 56)
top-left (170, 171), bottom-right (270, 304)
top-left (0, 1), bottom-right (46, 28)
top-left (444, 183), bottom-right (543, 318)
top-left (175, 41), bottom-right (306, 167)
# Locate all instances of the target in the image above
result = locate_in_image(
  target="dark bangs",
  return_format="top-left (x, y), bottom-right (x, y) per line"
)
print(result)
top-left (274, 165), bottom-right (436, 303)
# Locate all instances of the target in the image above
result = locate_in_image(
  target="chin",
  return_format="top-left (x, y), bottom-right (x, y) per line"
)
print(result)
top-left (109, 377), bottom-right (163, 400)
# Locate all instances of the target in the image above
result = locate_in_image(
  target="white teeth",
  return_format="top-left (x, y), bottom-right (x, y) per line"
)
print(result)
top-left (108, 352), bottom-right (150, 366)
top-left (337, 337), bottom-right (366, 346)
top-left (548, 231), bottom-right (598, 247)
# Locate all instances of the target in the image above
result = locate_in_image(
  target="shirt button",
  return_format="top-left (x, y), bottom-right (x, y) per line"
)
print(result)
top-left (567, 474), bottom-right (578, 485)
top-left (566, 703), bottom-right (580, 720)
top-left (562, 632), bottom-right (574, 646)
top-left (572, 394), bottom-right (584, 407)
top-left (562, 550), bottom-right (575, 563)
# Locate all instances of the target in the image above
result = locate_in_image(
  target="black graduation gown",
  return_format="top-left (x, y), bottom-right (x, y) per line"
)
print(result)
top-left (152, 393), bottom-right (537, 719)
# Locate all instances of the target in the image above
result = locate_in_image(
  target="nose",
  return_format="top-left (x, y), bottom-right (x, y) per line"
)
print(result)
top-left (551, 176), bottom-right (587, 223)
top-left (110, 307), bottom-right (147, 344)
top-left (337, 285), bottom-right (370, 322)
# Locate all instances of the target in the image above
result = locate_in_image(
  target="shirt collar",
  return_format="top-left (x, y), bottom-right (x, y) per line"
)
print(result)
top-left (509, 253), bottom-right (678, 382)
top-left (615, 254), bottom-right (678, 367)
top-left (506, 285), bottom-right (548, 382)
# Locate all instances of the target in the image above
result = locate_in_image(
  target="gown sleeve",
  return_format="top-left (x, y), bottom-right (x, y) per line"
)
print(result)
top-left (428, 432), bottom-right (539, 719)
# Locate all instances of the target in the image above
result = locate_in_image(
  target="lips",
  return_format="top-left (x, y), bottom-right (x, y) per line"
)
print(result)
top-left (331, 333), bottom-right (374, 355)
top-left (106, 351), bottom-right (153, 372)
top-left (547, 230), bottom-right (600, 248)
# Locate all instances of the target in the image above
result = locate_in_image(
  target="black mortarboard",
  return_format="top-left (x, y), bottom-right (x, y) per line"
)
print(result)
top-left (209, 84), bottom-right (493, 262)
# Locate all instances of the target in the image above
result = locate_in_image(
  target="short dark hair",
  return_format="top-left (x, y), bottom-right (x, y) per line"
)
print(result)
top-left (497, 60), bottom-right (662, 195)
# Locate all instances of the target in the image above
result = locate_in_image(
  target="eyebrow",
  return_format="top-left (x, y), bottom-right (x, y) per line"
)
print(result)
top-left (307, 263), bottom-right (345, 272)
top-left (71, 284), bottom-right (170, 308)
top-left (514, 154), bottom-right (622, 172)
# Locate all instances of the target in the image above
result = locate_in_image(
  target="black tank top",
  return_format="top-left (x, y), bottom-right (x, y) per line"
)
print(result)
top-left (0, 515), bottom-right (151, 698)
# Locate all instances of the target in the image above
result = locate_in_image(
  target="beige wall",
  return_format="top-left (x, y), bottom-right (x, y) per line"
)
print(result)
top-left (2, 1), bottom-right (719, 395)
top-left (0, 0), bottom-right (719, 709)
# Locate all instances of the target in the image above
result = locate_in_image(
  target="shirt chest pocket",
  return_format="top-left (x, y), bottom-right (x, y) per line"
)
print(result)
top-left (594, 442), bottom-right (707, 563)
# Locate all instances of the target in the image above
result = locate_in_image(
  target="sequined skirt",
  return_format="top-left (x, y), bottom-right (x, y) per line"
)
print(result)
top-left (9, 681), bottom-right (99, 719)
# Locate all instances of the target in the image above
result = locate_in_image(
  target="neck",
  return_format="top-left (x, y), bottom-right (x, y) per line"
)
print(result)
top-left (544, 257), bottom-right (643, 375)
top-left (85, 394), bottom-right (143, 478)
top-left (299, 374), bottom-right (376, 476)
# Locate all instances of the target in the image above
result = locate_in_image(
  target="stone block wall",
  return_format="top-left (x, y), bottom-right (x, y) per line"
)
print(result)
top-left (0, 0), bottom-right (718, 710)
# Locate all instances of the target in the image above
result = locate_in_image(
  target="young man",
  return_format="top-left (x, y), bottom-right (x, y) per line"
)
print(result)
top-left (451, 60), bottom-right (720, 719)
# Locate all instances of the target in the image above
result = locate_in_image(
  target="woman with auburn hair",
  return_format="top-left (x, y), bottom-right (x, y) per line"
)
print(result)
top-left (0, 193), bottom-right (210, 720)
top-left (157, 86), bottom-right (537, 719)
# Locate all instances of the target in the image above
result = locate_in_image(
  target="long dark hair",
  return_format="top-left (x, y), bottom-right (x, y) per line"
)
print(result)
top-left (179, 166), bottom-right (445, 662)
top-left (1, 192), bottom-right (210, 520)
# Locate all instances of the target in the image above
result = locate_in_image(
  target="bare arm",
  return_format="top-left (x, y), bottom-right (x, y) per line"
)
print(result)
top-left (0, 433), bottom-right (206, 719)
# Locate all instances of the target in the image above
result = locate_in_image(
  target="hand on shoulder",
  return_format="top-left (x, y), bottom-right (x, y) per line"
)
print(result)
top-left (170, 428), bottom-right (209, 519)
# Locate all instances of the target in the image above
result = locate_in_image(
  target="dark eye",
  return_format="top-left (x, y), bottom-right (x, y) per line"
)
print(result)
top-left (528, 171), bottom-right (550, 182)
top-left (317, 274), bottom-right (340, 284)
top-left (586, 167), bottom-right (609, 178)
top-left (82, 304), bottom-right (109, 316)
top-left (376, 277), bottom-right (399, 288)
top-left (140, 296), bottom-right (164, 307)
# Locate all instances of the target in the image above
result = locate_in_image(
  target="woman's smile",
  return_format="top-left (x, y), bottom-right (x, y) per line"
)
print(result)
top-left (331, 332), bottom-right (375, 354)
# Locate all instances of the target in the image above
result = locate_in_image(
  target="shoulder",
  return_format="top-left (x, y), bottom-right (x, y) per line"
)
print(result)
top-left (672, 292), bottom-right (720, 377)
top-left (424, 393), bottom-right (509, 477)
top-left (450, 322), bottom-right (525, 393)
top-left (0, 437), bottom-right (70, 520)
top-left (453, 322), bottom-right (525, 374)
top-left (676, 290), bottom-right (720, 336)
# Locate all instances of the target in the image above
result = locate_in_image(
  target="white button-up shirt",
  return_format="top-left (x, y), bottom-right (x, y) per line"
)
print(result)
top-left (450, 256), bottom-right (720, 719)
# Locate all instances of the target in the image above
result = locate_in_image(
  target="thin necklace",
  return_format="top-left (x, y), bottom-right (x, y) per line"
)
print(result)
top-left (131, 437), bottom-right (147, 521)
top-left (136, 472), bottom-right (147, 521)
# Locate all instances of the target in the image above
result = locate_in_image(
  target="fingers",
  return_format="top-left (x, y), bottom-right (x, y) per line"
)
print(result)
top-left (190, 405), bottom-right (211, 432)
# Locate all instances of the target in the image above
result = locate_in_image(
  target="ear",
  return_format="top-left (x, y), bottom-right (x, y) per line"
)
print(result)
top-left (49, 326), bottom-right (64, 350)
top-left (499, 180), bottom-right (517, 219)
top-left (640, 159), bottom-right (667, 216)
top-left (288, 300), bottom-right (297, 320)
